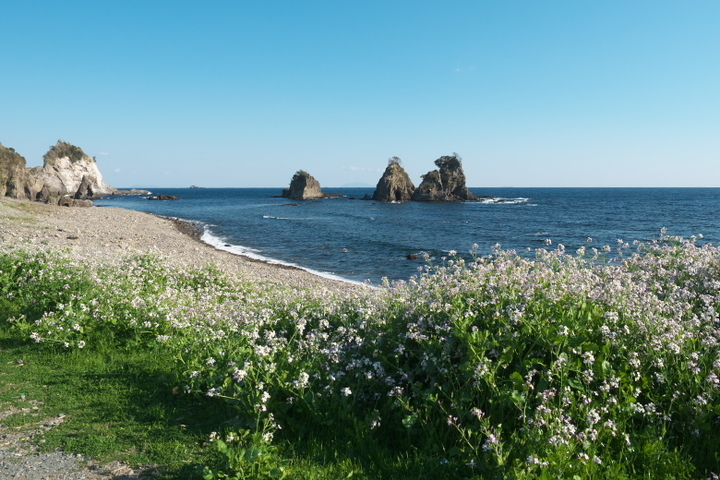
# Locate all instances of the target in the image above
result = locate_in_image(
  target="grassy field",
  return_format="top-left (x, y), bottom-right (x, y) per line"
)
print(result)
top-left (1, 236), bottom-right (719, 479)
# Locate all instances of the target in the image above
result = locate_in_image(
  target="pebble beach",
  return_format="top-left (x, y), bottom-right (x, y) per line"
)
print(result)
top-left (0, 198), bottom-right (360, 293)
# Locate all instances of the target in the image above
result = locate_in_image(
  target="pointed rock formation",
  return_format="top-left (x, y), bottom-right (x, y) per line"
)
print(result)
top-left (73, 174), bottom-right (96, 199)
top-left (281, 170), bottom-right (324, 200)
top-left (372, 157), bottom-right (415, 202)
top-left (411, 153), bottom-right (477, 202)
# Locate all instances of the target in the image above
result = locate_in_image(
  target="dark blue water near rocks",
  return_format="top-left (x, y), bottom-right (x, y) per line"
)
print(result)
top-left (95, 188), bottom-right (720, 284)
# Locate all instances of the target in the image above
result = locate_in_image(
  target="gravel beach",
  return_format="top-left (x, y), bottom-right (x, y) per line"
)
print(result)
top-left (0, 197), bottom-right (364, 479)
top-left (0, 198), bottom-right (361, 293)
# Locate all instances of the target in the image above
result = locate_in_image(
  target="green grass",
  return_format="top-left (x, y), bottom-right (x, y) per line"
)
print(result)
top-left (0, 333), bottom-right (232, 478)
top-left (0, 332), bottom-right (440, 479)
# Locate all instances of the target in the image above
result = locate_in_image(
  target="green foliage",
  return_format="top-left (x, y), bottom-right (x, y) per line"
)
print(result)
top-left (43, 140), bottom-right (87, 164)
top-left (0, 142), bottom-right (26, 167)
top-left (2, 237), bottom-right (720, 479)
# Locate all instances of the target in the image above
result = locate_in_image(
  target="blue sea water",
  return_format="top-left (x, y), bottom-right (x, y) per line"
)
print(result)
top-left (95, 188), bottom-right (720, 284)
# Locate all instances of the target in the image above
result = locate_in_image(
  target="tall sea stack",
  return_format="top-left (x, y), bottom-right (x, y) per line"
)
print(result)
top-left (372, 157), bottom-right (415, 202)
top-left (411, 153), bottom-right (477, 202)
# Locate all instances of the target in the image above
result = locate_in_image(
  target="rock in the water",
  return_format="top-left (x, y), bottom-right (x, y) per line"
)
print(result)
top-left (112, 188), bottom-right (152, 195)
top-left (281, 170), bottom-right (324, 200)
top-left (372, 157), bottom-right (415, 202)
top-left (412, 153), bottom-right (477, 202)
top-left (148, 195), bottom-right (180, 200)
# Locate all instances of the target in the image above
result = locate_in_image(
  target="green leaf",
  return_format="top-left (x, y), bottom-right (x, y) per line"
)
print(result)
top-left (216, 440), bottom-right (228, 454)
top-left (510, 390), bottom-right (525, 406)
top-left (601, 360), bottom-right (612, 375)
top-left (509, 371), bottom-right (524, 385)
top-left (402, 413), bottom-right (418, 428)
top-left (269, 467), bottom-right (285, 478)
top-left (567, 378), bottom-right (584, 391)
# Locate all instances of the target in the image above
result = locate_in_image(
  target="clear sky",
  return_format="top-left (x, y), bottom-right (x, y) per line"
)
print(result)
top-left (2, 1), bottom-right (719, 188)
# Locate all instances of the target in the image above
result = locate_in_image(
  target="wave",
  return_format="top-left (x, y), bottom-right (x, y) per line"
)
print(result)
top-left (200, 228), bottom-right (366, 286)
top-left (262, 215), bottom-right (322, 222)
top-left (479, 197), bottom-right (530, 205)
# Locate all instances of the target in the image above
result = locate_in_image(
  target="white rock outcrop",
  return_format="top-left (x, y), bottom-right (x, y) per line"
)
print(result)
top-left (36, 141), bottom-right (114, 196)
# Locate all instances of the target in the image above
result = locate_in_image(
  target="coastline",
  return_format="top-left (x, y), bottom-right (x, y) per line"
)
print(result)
top-left (0, 198), bottom-right (362, 294)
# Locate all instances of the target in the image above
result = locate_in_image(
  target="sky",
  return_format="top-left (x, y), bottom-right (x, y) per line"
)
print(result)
top-left (2, 1), bottom-right (719, 188)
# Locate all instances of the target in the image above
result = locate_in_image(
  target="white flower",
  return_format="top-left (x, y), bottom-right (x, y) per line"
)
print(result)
top-left (341, 387), bottom-right (352, 396)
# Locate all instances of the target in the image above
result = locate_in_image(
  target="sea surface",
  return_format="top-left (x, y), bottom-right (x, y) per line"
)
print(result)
top-left (95, 188), bottom-right (720, 284)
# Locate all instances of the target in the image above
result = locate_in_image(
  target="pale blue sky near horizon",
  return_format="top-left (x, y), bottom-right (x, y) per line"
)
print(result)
top-left (2, 1), bottom-right (719, 188)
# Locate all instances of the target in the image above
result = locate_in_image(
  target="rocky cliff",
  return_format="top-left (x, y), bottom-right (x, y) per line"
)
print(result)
top-left (0, 140), bottom-right (116, 206)
top-left (35, 141), bottom-right (114, 197)
top-left (0, 143), bottom-right (34, 200)
top-left (281, 170), bottom-right (325, 200)
top-left (411, 154), bottom-right (477, 202)
top-left (372, 157), bottom-right (415, 202)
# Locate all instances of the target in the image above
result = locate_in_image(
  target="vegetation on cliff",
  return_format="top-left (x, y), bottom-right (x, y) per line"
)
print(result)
top-left (43, 140), bottom-right (89, 164)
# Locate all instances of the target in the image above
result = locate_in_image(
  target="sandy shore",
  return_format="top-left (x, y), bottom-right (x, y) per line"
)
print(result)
top-left (0, 198), bottom-right (362, 294)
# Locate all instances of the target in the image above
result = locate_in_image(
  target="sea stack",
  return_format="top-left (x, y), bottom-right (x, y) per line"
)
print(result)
top-left (281, 170), bottom-right (324, 200)
top-left (411, 153), bottom-right (477, 202)
top-left (372, 157), bottom-right (415, 202)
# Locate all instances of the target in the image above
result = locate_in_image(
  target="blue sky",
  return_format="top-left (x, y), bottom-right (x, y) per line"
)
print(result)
top-left (2, 1), bottom-right (719, 188)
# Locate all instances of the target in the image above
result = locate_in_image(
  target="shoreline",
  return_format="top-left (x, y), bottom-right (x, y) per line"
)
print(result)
top-left (0, 198), bottom-right (363, 293)
top-left (163, 214), bottom-right (369, 286)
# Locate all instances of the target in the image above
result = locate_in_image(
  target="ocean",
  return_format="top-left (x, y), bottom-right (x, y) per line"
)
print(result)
top-left (95, 188), bottom-right (720, 284)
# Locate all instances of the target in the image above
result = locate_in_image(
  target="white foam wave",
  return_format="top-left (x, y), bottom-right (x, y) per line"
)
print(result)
top-left (480, 197), bottom-right (530, 205)
top-left (200, 228), bottom-right (367, 287)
